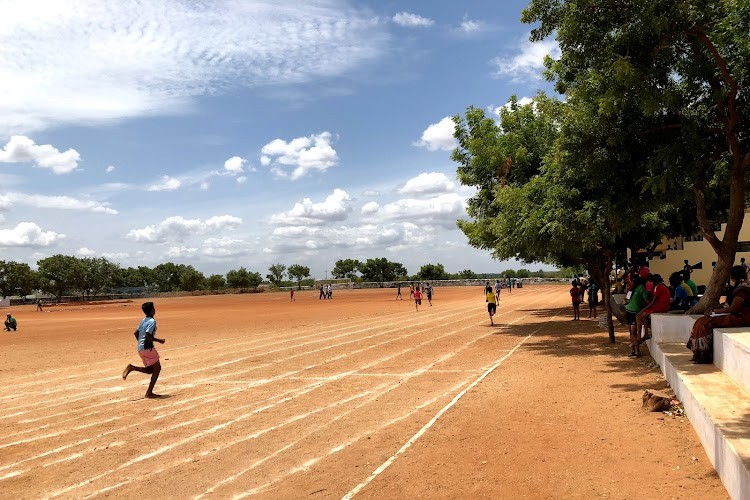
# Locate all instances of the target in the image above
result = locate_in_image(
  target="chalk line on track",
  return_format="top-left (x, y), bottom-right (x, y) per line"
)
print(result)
top-left (342, 313), bottom-right (559, 500)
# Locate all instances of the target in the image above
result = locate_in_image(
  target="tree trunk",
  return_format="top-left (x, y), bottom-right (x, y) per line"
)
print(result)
top-left (587, 253), bottom-right (616, 343)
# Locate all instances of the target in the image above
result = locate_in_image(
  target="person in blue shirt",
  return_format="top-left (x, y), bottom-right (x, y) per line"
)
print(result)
top-left (122, 302), bottom-right (166, 398)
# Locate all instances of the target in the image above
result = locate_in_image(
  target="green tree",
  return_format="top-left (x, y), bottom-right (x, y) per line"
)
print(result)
top-left (457, 269), bottom-right (477, 279)
top-left (522, 0), bottom-right (750, 311)
top-left (331, 259), bottom-right (361, 279)
top-left (37, 255), bottom-right (86, 302)
top-left (287, 264), bottom-right (311, 290)
top-left (358, 258), bottom-right (408, 287)
top-left (417, 263), bottom-right (449, 281)
top-left (180, 267), bottom-right (205, 291)
top-left (0, 261), bottom-right (38, 298)
top-left (246, 271), bottom-right (263, 288)
top-left (152, 262), bottom-right (183, 292)
top-left (78, 257), bottom-right (121, 299)
top-left (226, 267), bottom-right (252, 288)
top-left (266, 263), bottom-right (286, 286)
top-left (205, 274), bottom-right (226, 291)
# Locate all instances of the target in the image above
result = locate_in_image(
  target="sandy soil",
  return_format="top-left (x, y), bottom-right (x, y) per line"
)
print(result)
top-left (0, 285), bottom-right (727, 499)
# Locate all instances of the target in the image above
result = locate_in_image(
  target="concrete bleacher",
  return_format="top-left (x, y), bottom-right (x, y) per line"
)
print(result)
top-left (647, 313), bottom-right (750, 500)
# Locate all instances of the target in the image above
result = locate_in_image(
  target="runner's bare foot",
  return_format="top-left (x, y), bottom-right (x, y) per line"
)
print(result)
top-left (122, 365), bottom-right (131, 380)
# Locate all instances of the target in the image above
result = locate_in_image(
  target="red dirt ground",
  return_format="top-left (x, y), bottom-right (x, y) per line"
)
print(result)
top-left (0, 285), bottom-right (727, 499)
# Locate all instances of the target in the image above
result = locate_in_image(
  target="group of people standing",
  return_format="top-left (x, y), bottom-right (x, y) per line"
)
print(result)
top-left (319, 284), bottom-right (333, 300)
top-left (568, 278), bottom-right (599, 321)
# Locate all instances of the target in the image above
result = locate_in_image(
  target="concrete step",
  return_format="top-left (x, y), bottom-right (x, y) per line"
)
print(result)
top-left (650, 313), bottom-right (700, 344)
top-left (715, 329), bottom-right (750, 397)
top-left (649, 342), bottom-right (750, 500)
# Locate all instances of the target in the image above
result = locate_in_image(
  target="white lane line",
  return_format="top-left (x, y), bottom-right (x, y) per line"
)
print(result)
top-left (0, 296), bottom-right (459, 399)
top-left (0, 302), bottom-right (479, 417)
top-left (341, 314), bottom-right (558, 500)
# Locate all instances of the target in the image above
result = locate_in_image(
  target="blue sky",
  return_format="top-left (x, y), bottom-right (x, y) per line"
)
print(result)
top-left (0, 0), bottom-right (560, 279)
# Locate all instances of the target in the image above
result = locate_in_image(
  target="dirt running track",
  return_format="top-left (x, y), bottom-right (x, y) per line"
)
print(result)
top-left (0, 285), bottom-right (727, 499)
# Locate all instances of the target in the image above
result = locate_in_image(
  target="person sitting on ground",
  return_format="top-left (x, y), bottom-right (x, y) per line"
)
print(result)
top-left (625, 276), bottom-right (648, 358)
top-left (4, 313), bottom-right (17, 331)
top-left (669, 272), bottom-right (690, 311)
top-left (687, 265), bottom-right (750, 364)
top-left (635, 274), bottom-right (671, 345)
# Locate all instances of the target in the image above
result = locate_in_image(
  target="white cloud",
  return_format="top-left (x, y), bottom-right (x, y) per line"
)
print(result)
top-left (380, 193), bottom-right (466, 229)
top-left (399, 172), bottom-right (456, 196)
top-left (414, 117), bottom-right (457, 151)
top-left (493, 96), bottom-right (534, 116)
top-left (224, 156), bottom-right (246, 174)
top-left (166, 246), bottom-right (199, 259)
top-left (126, 215), bottom-right (242, 243)
top-left (147, 176), bottom-right (182, 192)
top-left (460, 19), bottom-right (482, 33)
top-left (362, 189), bottom-right (380, 197)
top-left (0, 136), bottom-right (81, 174)
top-left (236, 176), bottom-right (247, 184)
top-left (361, 201), bottom-right (380, 215)
top-left (105, 165), bottom-right (115, 173)
top-left (261, 132), bottom-right (338, 180)
top-left (77, 247), bottom-right (97, 256)
top-left (270, 189), bottom-right (352, 226)
top-left (493, 36), bottom-right (561, 82)
top-left (0, 222), bottom-right (64, 247)
top-left (0, 1), bottom-right (388, 134)
top-left (0, 193), bottom-right (117, 214)
top-left (201, 237), bottom-right (248, 258)
top-left (102, 251), bottom-right (130, 261)
top-left (392, 12), bottom-right (434, 27)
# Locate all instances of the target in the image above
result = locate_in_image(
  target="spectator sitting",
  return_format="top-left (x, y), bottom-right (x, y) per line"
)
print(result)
top-left (669, 272), bottom-right (690, 311)
top-left (682, 271), bottom-right (699, 297)
top-left (636, 274), bottom-right (671, 344)
top-left (687, 265), bottom-right (750, 363)
top-left (4, 313), bottom-right (17, 331)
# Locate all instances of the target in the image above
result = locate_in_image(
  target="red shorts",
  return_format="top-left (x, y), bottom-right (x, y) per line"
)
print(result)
top-left (138, 348), bottom-right (160, 367)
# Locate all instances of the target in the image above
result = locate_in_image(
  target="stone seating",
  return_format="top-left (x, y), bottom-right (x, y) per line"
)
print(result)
top-left (648, 313), bottom-right (750, 500)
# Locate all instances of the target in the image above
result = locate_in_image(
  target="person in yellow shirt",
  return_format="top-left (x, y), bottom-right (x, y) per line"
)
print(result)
top-left (486, 290), bottom-right (498, 326)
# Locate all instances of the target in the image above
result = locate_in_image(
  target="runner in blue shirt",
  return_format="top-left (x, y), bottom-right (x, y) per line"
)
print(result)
top-left (122, 302), bottom-right (166, 398)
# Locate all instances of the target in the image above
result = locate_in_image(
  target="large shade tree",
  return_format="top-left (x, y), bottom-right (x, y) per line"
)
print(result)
top-left (358, 258), bottom-right (408, 287)
top-left (523, 0), bottom-right (750, 311)
top-left (287, 264), bottom-right (311, 290)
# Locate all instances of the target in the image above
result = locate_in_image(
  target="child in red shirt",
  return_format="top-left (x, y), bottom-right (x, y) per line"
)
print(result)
top-left (570, 282), bottom-right (584, 320)
top-left (413, 286), bottom-right (422, 311)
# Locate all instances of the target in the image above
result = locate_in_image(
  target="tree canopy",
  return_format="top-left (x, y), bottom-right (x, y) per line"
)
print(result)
top-left (358, 258), bottom-right (408, 287)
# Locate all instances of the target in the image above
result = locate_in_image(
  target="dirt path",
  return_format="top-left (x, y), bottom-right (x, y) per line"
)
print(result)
top-left (0, 285), bottom-right (727, 499)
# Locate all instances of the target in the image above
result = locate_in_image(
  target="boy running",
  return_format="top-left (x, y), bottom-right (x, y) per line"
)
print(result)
top-left (122, 302), bottom-right (166, 398)
top-left (413, 286), bottom-right (422, 311)
top-left (486, 289), bottom-right (497, 325)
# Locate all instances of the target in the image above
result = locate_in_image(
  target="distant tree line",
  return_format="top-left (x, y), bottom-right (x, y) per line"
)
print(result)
top-left (0, 254), bottom-right (573, 301)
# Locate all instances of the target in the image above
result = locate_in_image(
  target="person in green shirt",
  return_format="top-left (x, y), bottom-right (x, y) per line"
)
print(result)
top-left (682, 271), bottom-right (698, 296)
top-left (625, 276), bottom-right (648, 357)
top-left (4, 313), bottom-right (17, 331)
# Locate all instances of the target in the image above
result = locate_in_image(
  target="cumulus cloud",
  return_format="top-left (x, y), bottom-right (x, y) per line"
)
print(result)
top-left (0, 193), bottom-right (117, 214)
top-left (147, 176), bottom-right (182, 192)
top-left (126, 215), bottom-right (242, 243)
top-left (77, 247), bottom-right (97, 256)
top-left (270, 189), bottom-right (351, 226)
top-left (261, 132), bottom-right (338, 180)
top-left (0, 136), bottom-right (81, 174)
top-left (201, 237), bottom-right (248, 258)
top-left (361, 201), bottom-right (380, 215)
top-left (105, 165), bottom-right (115, 173)
top-left (0, 222), bottom-right (64, 247)
top-left (380, 193), bottom-right (466, 229)
top-left (0, 1), bottom-right (388, 134)
top-left (392, 12), bottom-right (434, 27)
top-left (224, 156), bottom-right (247, 174)
top-left (399, 172), bottom-right (456, 196)
top-left (493, 36), bottom-right (561, 82)
top-left (414, 117), bottom-right (457, 151)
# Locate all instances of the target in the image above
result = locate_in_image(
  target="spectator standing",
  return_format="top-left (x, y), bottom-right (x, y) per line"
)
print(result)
top-left (570, 282), bottom-right (584, 320)
top-left (587, 282), bottom-right (599, 318)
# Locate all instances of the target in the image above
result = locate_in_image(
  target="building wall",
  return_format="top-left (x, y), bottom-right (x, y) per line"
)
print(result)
top-left (646, 211), bottom-right (750, 286)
